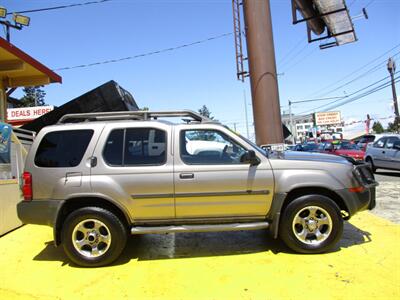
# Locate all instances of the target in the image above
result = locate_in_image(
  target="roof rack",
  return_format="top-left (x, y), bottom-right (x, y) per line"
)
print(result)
top-left (57, 110), bottom-right (215, 124)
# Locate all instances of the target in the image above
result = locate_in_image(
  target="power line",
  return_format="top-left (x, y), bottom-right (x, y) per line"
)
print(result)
top-left (53, 32), bottom-right (233, 71)
top-left (307, 42), bottom-right (400, 97)
top-left (321, 76), bottom-right (399, 111)
top-left (281, 46), bottom-right (318, 74)
top-left (299, 73), bottom-right (397, 114)
top-left (7, 0), bottom-right (113, 15)
top-left (277, 37), bottom-right (306, 65)
top-left (317, 50), bottom-right (400, 97)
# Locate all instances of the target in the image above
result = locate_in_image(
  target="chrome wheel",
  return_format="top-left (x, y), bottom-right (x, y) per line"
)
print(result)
top-left (292, 206), bottom-right (332, 246)
top-left (72, 219), bottom-right (112, 258)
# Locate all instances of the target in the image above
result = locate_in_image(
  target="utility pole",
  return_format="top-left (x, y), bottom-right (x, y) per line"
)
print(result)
top-left (387, 57), bottom-right (399, 118)
top-left (243, 0), bottom-right (283, 146)
top-left (289, 100), bottom-right (295, 144)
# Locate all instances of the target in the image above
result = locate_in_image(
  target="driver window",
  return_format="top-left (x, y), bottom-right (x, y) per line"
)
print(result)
top-left (180, 129), bottom-right (247, 165)
top-left (374, 138), bottom-right (386, 148)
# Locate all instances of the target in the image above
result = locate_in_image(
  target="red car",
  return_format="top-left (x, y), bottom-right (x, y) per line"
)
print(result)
top-left (317, 140), bottom-right (365, 161)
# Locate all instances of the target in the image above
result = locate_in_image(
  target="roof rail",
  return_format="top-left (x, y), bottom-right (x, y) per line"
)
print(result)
top-left (57, 110), bottom-right (214, 124)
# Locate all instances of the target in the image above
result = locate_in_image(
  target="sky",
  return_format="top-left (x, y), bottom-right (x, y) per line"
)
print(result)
top-left (1, 0), bottom-right (400, 139)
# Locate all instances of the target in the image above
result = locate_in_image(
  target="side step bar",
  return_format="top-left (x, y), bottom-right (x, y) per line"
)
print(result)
top-left (131, 222), bottom-right (269, 235)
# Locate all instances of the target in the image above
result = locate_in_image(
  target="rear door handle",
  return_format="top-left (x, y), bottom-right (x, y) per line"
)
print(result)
top-left (180, 173), bottom-right (194, 179)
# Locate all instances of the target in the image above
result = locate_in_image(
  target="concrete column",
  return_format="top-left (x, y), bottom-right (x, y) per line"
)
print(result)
top-left (243, 0), bottom-right (283, 145)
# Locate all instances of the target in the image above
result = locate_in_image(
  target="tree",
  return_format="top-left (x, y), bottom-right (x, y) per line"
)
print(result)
top-left (198, 105), bottom-right (214, 119)
top-left (387, 116), bottom-right (400, 133)
top-left (372, 121), bottom-right (384, 134)
top-left (18, 86), bottom-right (46, 107)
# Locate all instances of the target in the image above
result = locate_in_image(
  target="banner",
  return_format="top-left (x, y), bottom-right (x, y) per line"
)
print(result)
top-left (0, 123), bottom-right (11, 164)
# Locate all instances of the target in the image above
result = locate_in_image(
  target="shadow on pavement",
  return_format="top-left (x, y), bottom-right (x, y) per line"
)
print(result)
top-left (375, 171), bottom-right (400, 177)
top-left (33, 221), bottom-right (372, 267)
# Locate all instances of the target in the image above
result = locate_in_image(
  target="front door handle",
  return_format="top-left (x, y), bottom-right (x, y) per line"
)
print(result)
top-left (180, 173), bottom-right (194, 179)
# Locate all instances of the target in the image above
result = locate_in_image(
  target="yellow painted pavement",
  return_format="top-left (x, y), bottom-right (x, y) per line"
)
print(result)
top-left (0, 211), bottom-right (399, 300)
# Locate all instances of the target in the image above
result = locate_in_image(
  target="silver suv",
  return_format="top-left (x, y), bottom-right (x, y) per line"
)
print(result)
top-left (17, 111), bottom-right (377, 267)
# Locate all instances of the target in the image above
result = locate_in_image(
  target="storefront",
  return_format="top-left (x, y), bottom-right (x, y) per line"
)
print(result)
top-left (0, 37), bottom-right (61, 235)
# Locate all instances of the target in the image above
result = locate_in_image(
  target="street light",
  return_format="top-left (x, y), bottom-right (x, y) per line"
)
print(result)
top-left (13, 14), bottom-right (30, 27)
top-left (0, 7), bottom-right (7, 18)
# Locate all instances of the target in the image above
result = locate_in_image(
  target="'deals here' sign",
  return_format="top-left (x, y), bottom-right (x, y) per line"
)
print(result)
top-left (7, 106), bottom-right (54, 121)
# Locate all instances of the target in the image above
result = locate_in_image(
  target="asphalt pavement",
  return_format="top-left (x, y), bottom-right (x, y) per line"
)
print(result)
top-left (371, 169), bottom-right (400, 224)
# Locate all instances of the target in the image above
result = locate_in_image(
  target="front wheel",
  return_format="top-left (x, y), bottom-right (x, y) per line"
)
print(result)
top-left (61, 207), bottom-right (127, 267)
top-left (365, 157), bottom-right (377, 173)
top-left (279, 195), bottom-right (343, 254)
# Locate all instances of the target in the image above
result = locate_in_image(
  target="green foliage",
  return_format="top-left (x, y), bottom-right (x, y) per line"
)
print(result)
top-left (372, 121), bottom-right (384, 134)
top-left (198, 105), bottom-right (214, 119)
top-left (18, 86), bottom-right (46, 107)
top-left (387, 116), bottom-right (400, 133)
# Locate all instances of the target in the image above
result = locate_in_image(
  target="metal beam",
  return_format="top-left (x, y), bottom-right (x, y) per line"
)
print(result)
top-left (243, 0), bottom-right (283, 146)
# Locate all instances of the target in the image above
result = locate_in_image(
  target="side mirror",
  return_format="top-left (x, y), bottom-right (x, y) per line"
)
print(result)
top-left (393, 141), bottom-right (400, 150)
top-left (241, 150), bottom-right (260, 166)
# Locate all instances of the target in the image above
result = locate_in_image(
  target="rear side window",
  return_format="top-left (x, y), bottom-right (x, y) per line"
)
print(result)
top-left (35, 130), bottom-right (93, 168)
top-left (103, 128), bottom-right (166, 166)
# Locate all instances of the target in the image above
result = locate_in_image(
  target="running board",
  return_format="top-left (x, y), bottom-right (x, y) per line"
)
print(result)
top-left (130, 222), bottom-right (269, 235)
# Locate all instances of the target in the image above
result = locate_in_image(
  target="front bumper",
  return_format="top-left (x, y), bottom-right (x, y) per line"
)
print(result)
top-left (17, 200), bottom-right (64, 227)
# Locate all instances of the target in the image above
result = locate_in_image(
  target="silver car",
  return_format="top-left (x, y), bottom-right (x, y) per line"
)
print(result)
top-left (365, 134), bottom-right (400, 172)
top-left (17, 110), bottom-right (377, 267)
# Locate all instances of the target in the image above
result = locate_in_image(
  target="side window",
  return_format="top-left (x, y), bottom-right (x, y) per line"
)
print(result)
top-left (180, 129), bottom-right (247, 165)
top-left (103, 128), bottom-right (166, 166)
top-left (103, 129), bottom-right (124, 166)
top-left (373, 138), bottom-right (386, 148)
top-left (385, 137), bottom-right (399, 149)
top-left (35, 130), bottom-right (93, 168)
top-left (318, 143), bottom-right (325, 150)
top-left (124, 128), bottom-right (166, 165)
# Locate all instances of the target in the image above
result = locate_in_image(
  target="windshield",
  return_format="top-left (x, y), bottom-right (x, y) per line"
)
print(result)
top-left (228, 129), bottom-right (268, 157)
top-left (303, 143), bottom-right (319, 151)
top-left (336, 142), bottom-right (360, 150)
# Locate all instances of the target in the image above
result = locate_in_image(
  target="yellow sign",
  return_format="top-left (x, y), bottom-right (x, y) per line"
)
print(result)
top-left (314, 111), bottom-right (341, 126)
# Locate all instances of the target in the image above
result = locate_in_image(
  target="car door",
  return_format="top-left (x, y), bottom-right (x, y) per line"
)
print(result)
top-left (173, 125), bottom-right (274, 219)
top-left (371, 137), bottom-right (387, 168)
top-left (91, 123), bottom-right (175, 221)
top-left (383, 137), bottom-right (400, 170)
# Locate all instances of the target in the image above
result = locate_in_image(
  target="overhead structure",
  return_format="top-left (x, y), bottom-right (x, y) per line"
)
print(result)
top-left (292, 0), bottom-right (357, 49)
top-left (0, 37), bottom-right (61, 122)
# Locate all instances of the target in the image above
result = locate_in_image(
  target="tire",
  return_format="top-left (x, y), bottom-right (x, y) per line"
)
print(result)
top-left (61, 207), bottom-right (127, 267)
top-left (365, 157), bottom-right (376, 173)
top-left (279, 195), bottom-right (343, 254)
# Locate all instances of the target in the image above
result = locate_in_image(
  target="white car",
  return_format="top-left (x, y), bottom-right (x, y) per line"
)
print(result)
top-left (364, 134), bottom-right (400, 172)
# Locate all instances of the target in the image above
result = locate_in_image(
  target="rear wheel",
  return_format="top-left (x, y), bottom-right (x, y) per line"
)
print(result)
top-left (61, 207), bottom-right (127, 267)
top-left (279, 195), bottom-right (343, 254)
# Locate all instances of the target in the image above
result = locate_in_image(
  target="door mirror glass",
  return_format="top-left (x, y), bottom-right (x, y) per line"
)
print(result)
top-left (240, 150), bottom-right (260, 166)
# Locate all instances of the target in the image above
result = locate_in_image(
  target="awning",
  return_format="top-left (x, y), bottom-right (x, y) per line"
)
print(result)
top-left (0, 37), bottom-right (61, 88)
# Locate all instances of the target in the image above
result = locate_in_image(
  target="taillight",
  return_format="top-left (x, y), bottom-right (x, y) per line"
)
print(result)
top-left (22, 172), bottom-right (32, 201)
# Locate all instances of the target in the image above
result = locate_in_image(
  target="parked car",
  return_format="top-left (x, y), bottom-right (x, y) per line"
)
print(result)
top-left (364, 134), bottom-right (400, 172)
top-left (292, 142), bottom-right (319, 152)
top-left (318, 140), bottom-right (365, 161)
top-left (17, 110), bottom-right (377, 267)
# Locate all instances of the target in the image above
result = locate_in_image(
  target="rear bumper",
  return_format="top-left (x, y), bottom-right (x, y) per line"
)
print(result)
top-left (17, 200), bottom-right (64, 227)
